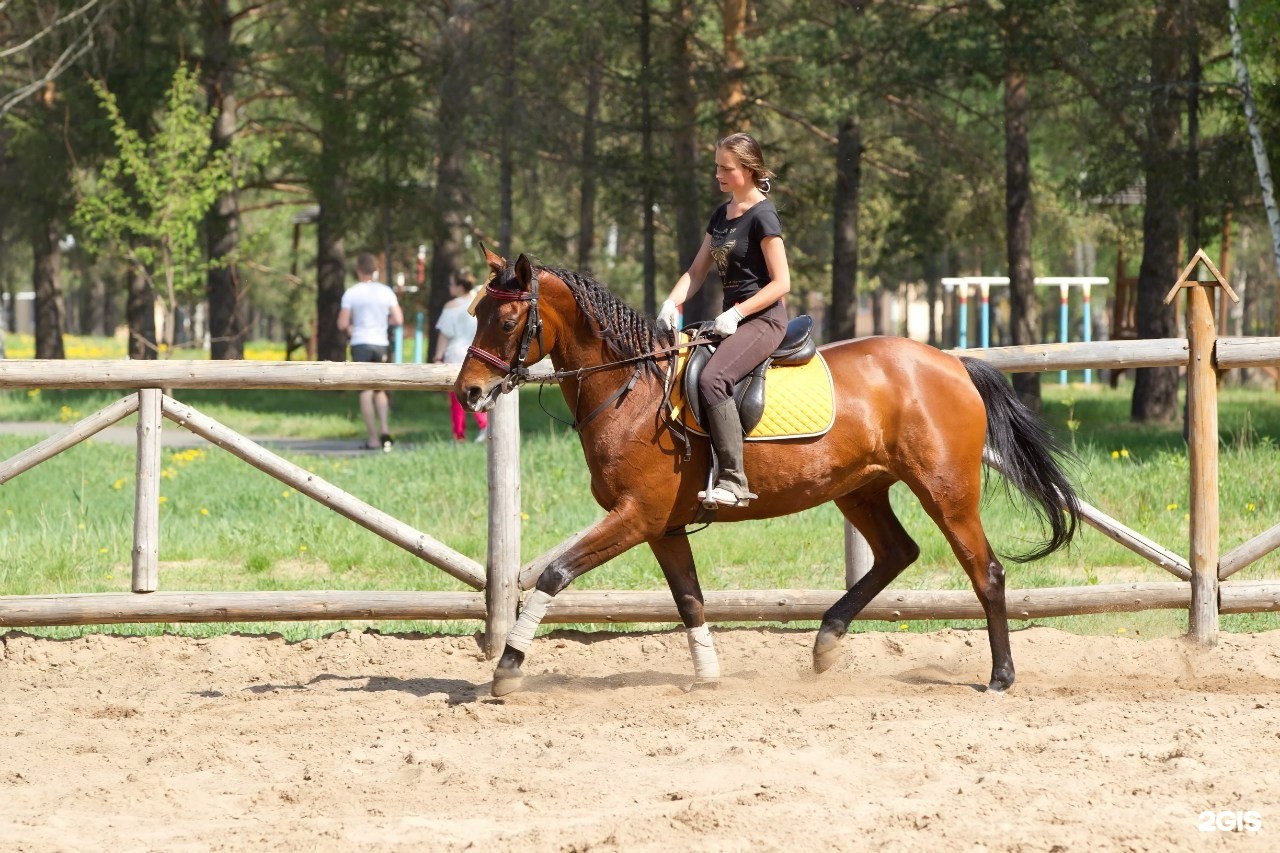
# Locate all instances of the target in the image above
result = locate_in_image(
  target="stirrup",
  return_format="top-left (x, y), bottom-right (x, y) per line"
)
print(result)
top-left (697, 485), bottom-right (756, 509)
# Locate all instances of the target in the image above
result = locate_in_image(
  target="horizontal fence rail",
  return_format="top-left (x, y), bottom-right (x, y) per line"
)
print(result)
top-left (0, 582), bottom-right (1276, 628)
top-left (4, 285), bottom-right (1280, 651)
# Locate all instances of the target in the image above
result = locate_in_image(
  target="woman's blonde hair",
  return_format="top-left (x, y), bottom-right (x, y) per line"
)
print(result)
top-left (717, 132), bottom-right (775, 193)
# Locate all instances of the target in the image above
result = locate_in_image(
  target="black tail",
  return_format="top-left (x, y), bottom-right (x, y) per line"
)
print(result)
top-left (961, 357), bottom-right (1082, 563)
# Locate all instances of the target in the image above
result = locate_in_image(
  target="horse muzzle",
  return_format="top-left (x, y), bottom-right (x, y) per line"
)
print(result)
top-left (459, 380), bottom-right (502, 413)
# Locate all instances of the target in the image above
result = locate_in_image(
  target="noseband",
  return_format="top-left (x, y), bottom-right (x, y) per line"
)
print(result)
top-left (466, 273), bottom-right (544, 393)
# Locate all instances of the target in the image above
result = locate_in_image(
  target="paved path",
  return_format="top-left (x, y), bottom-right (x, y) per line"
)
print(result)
top-left (0, 422), bottom-right (388, 457)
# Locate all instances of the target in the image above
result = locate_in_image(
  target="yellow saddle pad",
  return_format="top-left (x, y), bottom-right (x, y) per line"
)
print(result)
top-left (668, 336), bottom-right (835, 441)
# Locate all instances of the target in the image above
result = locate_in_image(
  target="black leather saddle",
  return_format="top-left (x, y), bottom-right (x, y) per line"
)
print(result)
top-left (683, 315), bottom-right (817, 434)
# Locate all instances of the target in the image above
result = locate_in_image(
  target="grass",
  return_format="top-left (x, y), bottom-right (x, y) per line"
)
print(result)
top-left (2, 357), bottom-right (1279, 640)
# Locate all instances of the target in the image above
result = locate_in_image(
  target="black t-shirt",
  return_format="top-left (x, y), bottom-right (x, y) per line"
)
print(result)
top-left (705, 199), bottom-right (784, 311)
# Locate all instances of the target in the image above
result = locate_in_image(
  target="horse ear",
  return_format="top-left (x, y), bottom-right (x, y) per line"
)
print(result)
top-left (481, 243), bottom-right (505, 272)
top-left (514, 254), bottom-right (534, 292)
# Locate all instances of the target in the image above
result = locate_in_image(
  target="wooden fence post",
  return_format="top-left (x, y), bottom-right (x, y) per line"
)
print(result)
top-left (485, 390), bottom-right (521, 657)
top-left (1187, 284), bottom-right (1219, 644)
top-left (1168, 249), bottom-right (1238, 645)
top-left (132, 388), bottom-right (162, 593)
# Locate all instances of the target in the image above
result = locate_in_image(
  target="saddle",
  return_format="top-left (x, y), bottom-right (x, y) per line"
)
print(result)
top-left (682, 315), bottom-right (818, 433)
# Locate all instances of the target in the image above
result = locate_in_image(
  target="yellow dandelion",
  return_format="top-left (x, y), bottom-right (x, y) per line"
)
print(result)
top-left (281, 490), bottom-right (291, 498)
top-left (299, 544), bottom-right (308, 552)
top-left (78, 522), bottom-right (85, 529)
top-left (158, 496), bottom-right (168, 504)
top-left (112, 478), bottom-right (126, 490)
top-left (898, 622), bottom-right (909, 632)
top-left (26, 389), bottom-right (40, 398)
top-left (1184, 513), bottom-right (1190, 521)
top-left (1247, 502), bottom-right (1257, 512)
top-left (200, 508), bottom-right (209, 516)
top-left (99, 547), bottom-right (108, 554)
top-left (1120, 449), bottom-right (1130, 458)
top-left (520, 512), bottom-right (530, 520)
top-left (1116, 627), bottom-right (1127, 634)
top-left (1110, 450), bottom-right (1119, 459)
top-left (1166, 503), bottom-right (1178, 511)
top-left (160, 468), bottom-right (176, 479)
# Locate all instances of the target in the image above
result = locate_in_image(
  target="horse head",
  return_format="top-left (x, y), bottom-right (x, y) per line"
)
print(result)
top-left (456, 247), bottom-right (554, 413)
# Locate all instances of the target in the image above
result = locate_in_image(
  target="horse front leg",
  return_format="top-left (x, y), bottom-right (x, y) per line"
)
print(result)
top-left (650, 533), bottom-right (720, 682)
top-left (493, 507), bottom-right (647, 697)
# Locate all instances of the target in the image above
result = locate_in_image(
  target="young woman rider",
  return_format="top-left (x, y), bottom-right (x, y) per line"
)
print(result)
top-left (656, 132), bottom-right (791, 507)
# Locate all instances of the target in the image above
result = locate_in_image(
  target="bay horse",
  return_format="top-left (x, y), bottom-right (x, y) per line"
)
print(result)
top-left (457, 249), bottom-right (1081, 697)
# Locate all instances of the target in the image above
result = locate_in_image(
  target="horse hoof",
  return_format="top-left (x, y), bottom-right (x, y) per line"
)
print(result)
top-left (812, 632), bottom-right (843, 674)
top-left (685, 677), bottom-right (722, 693)
top-left (491, 667), bottom-right (524, 697)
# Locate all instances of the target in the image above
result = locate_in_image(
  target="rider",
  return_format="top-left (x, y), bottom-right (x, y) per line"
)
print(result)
top-left (656, 132), bottom-right (792, 507)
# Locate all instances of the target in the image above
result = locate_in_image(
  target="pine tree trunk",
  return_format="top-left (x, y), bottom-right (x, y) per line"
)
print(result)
top-left (639, 0), bottom-right (657, 317)
top-left (1005, 55), bottom-right (1041, 410)
top-left (577, 34), bottom-right (603, 273)
top-left (314, 38), bottom-right (347, 363)
top-left (204, 0), bottom-right (245, 359)
top-left (672, 0), bottom-right (713, 323)
top-left (1228, 0), bottom-right (1280, 282)
top-left (32, 219), bottom-right (65, 359)
top-left (427, 3), bottom-right (476, 360)
top-left (126, 262), bottom-right (157, 360)
top-left (829, 114), bottom-right (861, 342)
top-left (1132, 0), bottom-right (1182, 423)
top-left (498, 0), bottom-right (516, 253)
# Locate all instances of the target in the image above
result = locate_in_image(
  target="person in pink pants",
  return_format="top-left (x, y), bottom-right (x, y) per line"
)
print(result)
top-left (435, 270), bottom-right (489, 442)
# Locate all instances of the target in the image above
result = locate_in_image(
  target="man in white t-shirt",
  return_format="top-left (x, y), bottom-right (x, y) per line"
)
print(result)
top-left (338, 253), bottom-right (404, 451)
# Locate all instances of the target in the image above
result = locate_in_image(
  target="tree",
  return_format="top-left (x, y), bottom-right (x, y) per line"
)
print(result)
top-left (73, 64), bottom-right (238, 356)
top-left (202, 0), bottom-right (248, 359)
top-left (1002, 0), bottom-right (1042, 410)
top-left (1132, 0), bottom-right (1183, 423)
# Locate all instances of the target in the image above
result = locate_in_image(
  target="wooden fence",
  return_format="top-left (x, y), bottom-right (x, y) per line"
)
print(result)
top-left (2, 278), bottom-right (1279, 654)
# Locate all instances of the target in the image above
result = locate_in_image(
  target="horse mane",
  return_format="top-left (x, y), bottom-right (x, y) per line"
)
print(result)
top-left (502, 262), bottom-right (673, 380)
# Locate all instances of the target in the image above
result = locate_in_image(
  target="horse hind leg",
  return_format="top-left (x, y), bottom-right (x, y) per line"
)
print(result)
top-left (814, 488), bottom-right (921, 674)
top-left (650, 534), bottom-right (720, 683)
top-left (910, 479), bottom-right (1014, 693)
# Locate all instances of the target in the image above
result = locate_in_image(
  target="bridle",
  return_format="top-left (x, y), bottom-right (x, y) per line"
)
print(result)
top-left (465, 273), bottom-right (545, 394)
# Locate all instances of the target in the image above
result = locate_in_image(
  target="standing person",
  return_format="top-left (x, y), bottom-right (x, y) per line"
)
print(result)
top-left (338, 253), bottom-right (404, 451)
top-left (434, 269), bottom-right (489, 442)
top-left (655, 132), bottom-right (791, 507)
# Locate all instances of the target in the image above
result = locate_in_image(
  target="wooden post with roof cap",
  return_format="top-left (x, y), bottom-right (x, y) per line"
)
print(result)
top-left (1165, 249), bottom-right (1239, 644)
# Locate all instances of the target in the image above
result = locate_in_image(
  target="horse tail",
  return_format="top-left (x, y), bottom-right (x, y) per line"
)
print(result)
top-left (961, 356), bottom-right (1082, 563)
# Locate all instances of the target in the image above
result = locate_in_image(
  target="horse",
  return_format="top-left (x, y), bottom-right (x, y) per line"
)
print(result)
top-left (456, 248), bottom-right (1081, 697)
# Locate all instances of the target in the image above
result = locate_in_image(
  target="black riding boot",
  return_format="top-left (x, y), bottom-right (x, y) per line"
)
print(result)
top-left (699, 398), bottom-right (757, 507)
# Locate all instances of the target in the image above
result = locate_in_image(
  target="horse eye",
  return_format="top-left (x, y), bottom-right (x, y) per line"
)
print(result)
top-left (502, 319), bottom-right (517, 332)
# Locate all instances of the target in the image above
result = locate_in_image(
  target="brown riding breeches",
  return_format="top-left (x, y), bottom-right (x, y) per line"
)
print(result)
top-left (697, 300), bottom-right (788, 407)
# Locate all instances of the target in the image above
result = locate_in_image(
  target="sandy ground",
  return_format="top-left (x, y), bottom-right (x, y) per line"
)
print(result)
top-left (2, 625), bottom-right (1279, 852)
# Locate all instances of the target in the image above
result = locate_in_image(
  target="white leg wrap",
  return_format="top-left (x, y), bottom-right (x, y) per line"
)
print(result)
top-left (686, 625), bottom-right (721, 679)
top-left (506, 590), bottom-right (553, 653)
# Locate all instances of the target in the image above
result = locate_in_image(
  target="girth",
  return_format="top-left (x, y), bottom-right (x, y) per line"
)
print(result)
top-left (682, 315), bottom-right (817, 433)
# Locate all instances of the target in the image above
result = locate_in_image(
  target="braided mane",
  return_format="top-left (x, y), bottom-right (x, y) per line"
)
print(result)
top-left (497, 262), bottom-right (672, 380)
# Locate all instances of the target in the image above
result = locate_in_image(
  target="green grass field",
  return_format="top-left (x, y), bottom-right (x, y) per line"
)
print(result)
top-left (2, 354), bottom-right (1279, 640)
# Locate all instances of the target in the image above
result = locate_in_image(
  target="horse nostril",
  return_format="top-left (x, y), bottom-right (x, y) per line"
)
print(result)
top-left (464, 386), bottom-right (482, 408)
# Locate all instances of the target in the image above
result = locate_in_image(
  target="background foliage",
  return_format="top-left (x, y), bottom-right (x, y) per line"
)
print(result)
top-left (1, 0), bottom-right (1277, 368)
